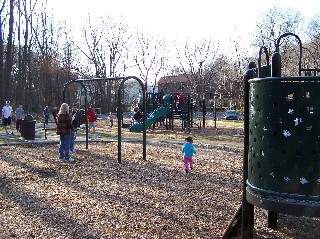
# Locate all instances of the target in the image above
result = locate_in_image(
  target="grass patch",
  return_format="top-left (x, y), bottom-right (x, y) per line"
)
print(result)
top-left (198, 134), bottom-right (243, 142)
top-left (208, 120), bottom-right (243, 128)
top-left (0, 138), bottom-right (25, 144)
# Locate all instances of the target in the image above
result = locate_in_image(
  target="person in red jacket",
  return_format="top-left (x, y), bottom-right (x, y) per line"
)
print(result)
top-left (87, 104), bottom-right (97, 137)
top-left (177, 93), bottom-right (185, 111)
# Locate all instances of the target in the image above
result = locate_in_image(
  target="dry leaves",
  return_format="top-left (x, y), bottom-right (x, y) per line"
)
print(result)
top-left (0, 133), bottom-right (319, 238)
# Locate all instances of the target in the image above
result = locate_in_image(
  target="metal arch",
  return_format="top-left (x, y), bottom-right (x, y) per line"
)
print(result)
top-left (63, 80), bottom-right (89, 149)
top-left (117, 76), bottom-right (147, 163)
top-left (276, 32), bottom-right (303, 76)
top-left (63, 76), bottom-right (147, 164)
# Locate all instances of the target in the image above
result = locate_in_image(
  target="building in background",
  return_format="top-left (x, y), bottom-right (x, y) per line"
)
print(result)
top-left (158, 74), bottom-right (190, 96)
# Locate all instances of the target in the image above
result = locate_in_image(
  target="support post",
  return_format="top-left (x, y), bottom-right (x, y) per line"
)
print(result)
top-left (202, 99), bottom-right (206, 128)
top-left (241, 62), bottom-right (257, 239)
top-left (268, 211), bottom-right (278, 229)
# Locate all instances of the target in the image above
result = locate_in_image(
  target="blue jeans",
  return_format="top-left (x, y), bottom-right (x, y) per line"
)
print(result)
top-left (59, 134), bottom-right (71, 160)
top-left (44, 115), bottom-right (49, 124)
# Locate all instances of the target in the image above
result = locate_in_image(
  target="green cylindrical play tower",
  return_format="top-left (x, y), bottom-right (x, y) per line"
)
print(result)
top-left (246, 76), bottom-right (320, 216)
top-left (237, 32), bottom-right (320, 239)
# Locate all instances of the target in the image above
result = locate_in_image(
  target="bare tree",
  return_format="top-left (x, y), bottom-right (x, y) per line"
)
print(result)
top-left (105, 17), bottom-right (132, 112)
top-left (134, 32), bottom-right (165, 93)
top-left (81, 15), bottom-right (132, 112)
top-left (2, 0), bottom-right (14, 104)
top-left (15, 0), bottom-right (38, 107)
top-left (304, 14), bottom-right (320, 70)
top-left (253, 7), bottom-right (304, 76)
top-left (0, 0), bottom-right (8, 104)
top-left (176, 37), bottom-right (219, 101)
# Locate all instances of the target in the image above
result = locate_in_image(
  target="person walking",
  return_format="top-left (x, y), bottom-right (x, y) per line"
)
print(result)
top-left (56, 103), bottom-right (75, 163)
top-left (15, 104), bottom-right (24, 133)
top-left (87, 104), bottom-right (98, 137)
top-left (53, 107), bottom-right (58, 125)
top-left (182, 136), bottom-right (197, 174)
top-left (109, 112), bottom-right (115, 127)
top-left (2, 100), bottom-right (13, 135)
top-left (43, 106), bottom-right (50, 125)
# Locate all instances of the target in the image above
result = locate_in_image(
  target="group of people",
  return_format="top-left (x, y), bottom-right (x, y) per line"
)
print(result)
top-left (56, 103), bottom-right (82, 163)
top-left (56, 103), bottom-right (99, 163)
top-left (2, 100), bottom-right (197, 173)
top-left (1, 101), bottom-right (24, 135)
top-left (1, 101), bottom-right (98, 164)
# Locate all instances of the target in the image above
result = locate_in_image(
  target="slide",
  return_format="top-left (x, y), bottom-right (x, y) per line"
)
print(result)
top-left (130, 106), bottom-right (170, 132)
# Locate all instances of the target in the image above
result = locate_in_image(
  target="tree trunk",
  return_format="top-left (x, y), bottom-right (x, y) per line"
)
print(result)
top-left (0, 17), bottom-right (4, 105)
top-left (3, 0), bottom-right (14, 102)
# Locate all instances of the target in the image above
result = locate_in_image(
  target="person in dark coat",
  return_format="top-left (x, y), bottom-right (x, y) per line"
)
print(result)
top-left (53, 107), bottom-right (58, 125)
top-left (56, 103), bottom-right (74, 163)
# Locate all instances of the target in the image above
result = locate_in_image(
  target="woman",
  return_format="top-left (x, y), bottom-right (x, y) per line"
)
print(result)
top-left (56, 103), bottom-right (75, 163)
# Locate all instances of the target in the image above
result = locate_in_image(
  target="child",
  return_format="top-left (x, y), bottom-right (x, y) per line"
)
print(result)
top-left (109, 112), bottom-right (115, 127)
top-left (133, 107), bottom-right (142, 124)
top-left (182, 136), bottom-right (196, 174)
top-left (15, 104), bottom-right (24, 133)
top-left (87, 104), bottom-right (97, 137)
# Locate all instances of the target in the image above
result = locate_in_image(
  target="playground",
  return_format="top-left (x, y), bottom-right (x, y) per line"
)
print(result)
top-left (1, 32), bottom-right (320, 238)
top-left (0, 119), bottom-right (319, 238)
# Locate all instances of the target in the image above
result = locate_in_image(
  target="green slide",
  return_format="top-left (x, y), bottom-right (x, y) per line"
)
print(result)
top-left (130, 106), bottom-right (170, 132)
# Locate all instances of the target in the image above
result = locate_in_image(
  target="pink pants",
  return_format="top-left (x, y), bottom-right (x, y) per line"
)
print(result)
top-left (184, 156), bottom-right (193, 170)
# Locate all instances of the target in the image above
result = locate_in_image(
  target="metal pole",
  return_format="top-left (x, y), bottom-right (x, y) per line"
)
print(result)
top-left (241, 62), bottom-right (256, 239)
top-left (117, 86), bottom-right (122, 164)
top-left (142, 85), bottom-right (147, 161)
top-left (202, 99), bottom-right (206, 128)
top-left (214, 102), bottom-right (217, 129)
top-left (171, 95), bottom-right (174, 130)
top-left (84, 95), bottom-right (88, 149)
top-left (187, 95), bottom-right (190, 129)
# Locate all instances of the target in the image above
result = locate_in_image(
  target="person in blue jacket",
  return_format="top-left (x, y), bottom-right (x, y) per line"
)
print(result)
top-left (182, 136), bottom-right (196, 174)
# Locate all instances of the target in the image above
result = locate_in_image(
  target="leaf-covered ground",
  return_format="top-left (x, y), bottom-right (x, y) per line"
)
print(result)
top-left (0, 141), bottom-right (239, 238)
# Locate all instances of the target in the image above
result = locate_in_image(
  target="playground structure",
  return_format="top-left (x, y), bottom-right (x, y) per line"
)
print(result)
top-left (224, 33), bottom-right (320, 238)
top-left (62, 76), bottom-right (209, 162)
top-left (129, 92), bottom-right (208, 132)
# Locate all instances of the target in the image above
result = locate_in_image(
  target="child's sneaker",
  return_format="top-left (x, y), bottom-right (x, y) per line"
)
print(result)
top-left (185, 169), bottom-right (189, 174)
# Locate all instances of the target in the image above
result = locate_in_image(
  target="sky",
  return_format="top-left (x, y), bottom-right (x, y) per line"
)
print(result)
top-left (47, 0), bottom-right (320, 41)
top-left (46, 0), bottom-right (320, 76)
